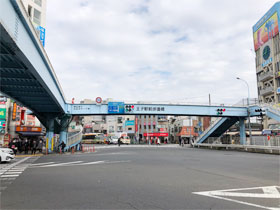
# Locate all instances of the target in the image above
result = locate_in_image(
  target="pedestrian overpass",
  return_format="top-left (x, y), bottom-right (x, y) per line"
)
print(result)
top-left (0, 0), bottom-right (278, 151)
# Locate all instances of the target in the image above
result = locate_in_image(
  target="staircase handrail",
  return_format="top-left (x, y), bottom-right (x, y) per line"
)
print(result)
top-left (67, 129), bottom-right (83, 147)
top-left (195, 117), bottom-right (223, 143)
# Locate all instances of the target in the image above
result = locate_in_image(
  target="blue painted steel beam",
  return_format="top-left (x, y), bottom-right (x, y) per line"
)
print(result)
top-left (66, 104), bottom-right (262, 117)
top-left (266, 110), bottom-right (280, 122)
top-left (0, 0), bottom-right (66, 114)
top-left (196, 118), bottom-right (228, 143)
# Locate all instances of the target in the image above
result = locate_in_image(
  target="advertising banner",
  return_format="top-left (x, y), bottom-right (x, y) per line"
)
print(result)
top-left (254, 12), bottom-right (279, 51)
top-left (0, 108), bottom-right (6, 119)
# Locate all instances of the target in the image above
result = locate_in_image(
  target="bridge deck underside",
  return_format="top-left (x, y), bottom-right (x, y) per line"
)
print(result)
top-left (0, 25), bottom-right (61, 119)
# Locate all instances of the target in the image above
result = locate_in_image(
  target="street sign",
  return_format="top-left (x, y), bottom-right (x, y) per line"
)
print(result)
top-left (108, 102), bottom-right (124, 114)
top-left (96, 97), bottom-right (102, 104)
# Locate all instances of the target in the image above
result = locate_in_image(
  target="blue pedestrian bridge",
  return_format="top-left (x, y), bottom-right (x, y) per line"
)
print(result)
top-left (0, 0), bottom-right (279, 151)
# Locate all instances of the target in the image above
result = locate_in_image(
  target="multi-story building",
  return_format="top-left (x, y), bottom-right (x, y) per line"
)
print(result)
top-left (22, 0), bottom-right (47, 46)
top-left (136, 115), bottom-right (169, 143)
top-left (253, 2), bottom-right (280, 128)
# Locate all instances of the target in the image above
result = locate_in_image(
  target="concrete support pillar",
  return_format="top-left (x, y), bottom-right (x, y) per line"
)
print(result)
top-left (239, 118), bottom-right (246, 145)
top-left (46, 119), bottom-right (54, 153)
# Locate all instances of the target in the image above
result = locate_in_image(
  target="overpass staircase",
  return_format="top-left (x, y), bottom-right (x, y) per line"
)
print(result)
top-left (261, 104), bottom-right (280, 122)
top-left (196, 117), bottom-right (238, 144)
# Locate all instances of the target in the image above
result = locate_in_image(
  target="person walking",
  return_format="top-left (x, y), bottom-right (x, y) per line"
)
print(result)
top-left (38, 139), bottom-right (43, 153)
top-left (157, 137), bottom-right (161, 145)
top-left (179, 136), bottom-right (182, 146)
top-left (31, 140), bottom-right (37, 155)
top-left (24, 139), bottom-right (29, 154)
top-left (118, 137), bottom-right (122, 147)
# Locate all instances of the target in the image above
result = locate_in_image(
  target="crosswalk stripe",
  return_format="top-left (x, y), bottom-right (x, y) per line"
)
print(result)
top-left (1, 175), bottom-right (19, 178)
top-left (34, 161), bottom-right (83, 168)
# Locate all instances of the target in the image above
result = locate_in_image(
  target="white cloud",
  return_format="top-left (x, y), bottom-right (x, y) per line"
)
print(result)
top-left (45, 0), bottom-right (278, 104)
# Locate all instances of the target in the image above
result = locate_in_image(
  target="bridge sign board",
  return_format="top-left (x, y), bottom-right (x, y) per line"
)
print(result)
top-left (108, 102), bottom-right (124, 114)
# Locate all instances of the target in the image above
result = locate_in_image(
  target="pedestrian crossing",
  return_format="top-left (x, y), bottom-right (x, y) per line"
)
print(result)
top-left (30, 160), bottom-right (131, 168)
top-left (0, 156), bottom-right (40, 192)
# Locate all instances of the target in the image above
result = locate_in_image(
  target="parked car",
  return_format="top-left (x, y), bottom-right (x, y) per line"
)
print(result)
top-left (0, 148), bottom-right (15, 163)
top-left (122, 136), bottom-right (131, 145)
top-left (109, 136), bottom-right (119, 144)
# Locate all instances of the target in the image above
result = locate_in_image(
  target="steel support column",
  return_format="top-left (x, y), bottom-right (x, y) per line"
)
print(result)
top-left (59, 115), bottom-right (72, 145)
top-left (239, 118), bottom-right (246, 145)
top-left (46, 118), bottom-right (55, 153)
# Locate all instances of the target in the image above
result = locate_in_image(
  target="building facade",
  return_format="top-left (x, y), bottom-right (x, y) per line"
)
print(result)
top-left (253, 2), bottom-right (280, 128)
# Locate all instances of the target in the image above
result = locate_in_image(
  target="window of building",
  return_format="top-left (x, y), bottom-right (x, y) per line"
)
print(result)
top-left (117, 117), bottom-right (122, 124)
top-left (128, 128), bottom-right (132, 131)
top-left (109, 126), bottom-right (114, 133)
top-left (28, 5), bottom-right (32, 17)
top-left (153, 125), bottom-right (156, 129)
top-left (33, 8), bottom-right (41, 25)
top-left (117, 126), bottom-right (123, 132)
top-left (34, 0), bottom-right (42, 7)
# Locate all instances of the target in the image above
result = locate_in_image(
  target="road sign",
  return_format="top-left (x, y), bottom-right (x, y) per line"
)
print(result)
top-left (108, 102), bottom-right (124, 114)
top-left (96, 97), bottom-right (102, 104)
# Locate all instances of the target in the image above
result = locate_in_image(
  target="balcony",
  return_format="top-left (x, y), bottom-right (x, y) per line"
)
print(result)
top-left (258, 71), bottom-right (274, 82)
top-left (260, 86), bottom-right (274, 96)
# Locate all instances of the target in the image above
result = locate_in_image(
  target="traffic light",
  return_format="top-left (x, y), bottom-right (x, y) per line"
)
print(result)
top-left (216, 108), bottom-right (226, 115)
top-left (125, 105), bottom-right (134, 113)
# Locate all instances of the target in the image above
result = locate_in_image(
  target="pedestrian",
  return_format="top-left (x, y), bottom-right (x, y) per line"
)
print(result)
top-left (32, 140), bottom-right (37, 155)
top-left (179, 136), bottom-right (182, 146)
top-left (38, 139), bottom-right (43, 153)
top-left (58, 141), bottom-right (66, 153)
top-left (118, 137), bottom-right (122, 147)
top-left (24, 139), bottom-right (29, 154)
top-left (157, 137), bottom-right (161, 145)
top-left (18, 138), bottom-right (23, 154)
top-left (12, 139), bottom-right (18, 155)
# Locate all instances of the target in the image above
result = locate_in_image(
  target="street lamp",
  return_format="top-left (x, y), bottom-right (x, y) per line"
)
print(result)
top-left (236, 77), bottom-right (252, 144)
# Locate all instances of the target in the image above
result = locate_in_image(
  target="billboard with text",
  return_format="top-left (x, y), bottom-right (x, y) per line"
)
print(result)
top-left (254, 12), bottom-right (279, 51)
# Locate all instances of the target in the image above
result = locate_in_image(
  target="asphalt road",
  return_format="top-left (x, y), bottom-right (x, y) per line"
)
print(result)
top-left (1, 146), bottom-right (279, 210)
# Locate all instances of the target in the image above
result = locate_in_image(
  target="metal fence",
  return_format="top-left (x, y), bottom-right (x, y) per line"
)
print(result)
top-left (204, 136), bottom-right (280, 147)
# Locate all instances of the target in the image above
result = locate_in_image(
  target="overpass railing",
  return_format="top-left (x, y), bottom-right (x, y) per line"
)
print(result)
top-left (195, 117), bottom-right (223, 143)
top-left (67, 130), bottom-right (83, 148)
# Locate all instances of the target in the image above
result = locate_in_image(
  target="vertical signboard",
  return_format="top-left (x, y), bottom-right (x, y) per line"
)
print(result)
top-left (12, 102), bottom-right (17, 120)
top-left (0, 108), bottom-right (6, 119)
top-left (36, 26), bottom-right (46, 47)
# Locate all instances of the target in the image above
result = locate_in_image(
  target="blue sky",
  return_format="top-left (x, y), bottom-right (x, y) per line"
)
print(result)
top-left (45, 0), bottom-right (278, 104)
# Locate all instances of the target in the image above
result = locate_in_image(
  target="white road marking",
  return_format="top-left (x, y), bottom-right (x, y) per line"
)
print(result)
top-left (77, 161), bottom-right (106, 165)
top-left (34, 161), bottom-right (83, 168)
top-left (193, 186), bottom-right (280, 210)
top-left (3, 171), bottom-right (22, 174)
top-left (31, 162), bottom-right (55, 166)
top-left (1, 175), bottom-right (19, 178)
top-left (263, 186), bottom-right (279, 194)
top-left (105, 160), bottom-right (131, 164)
